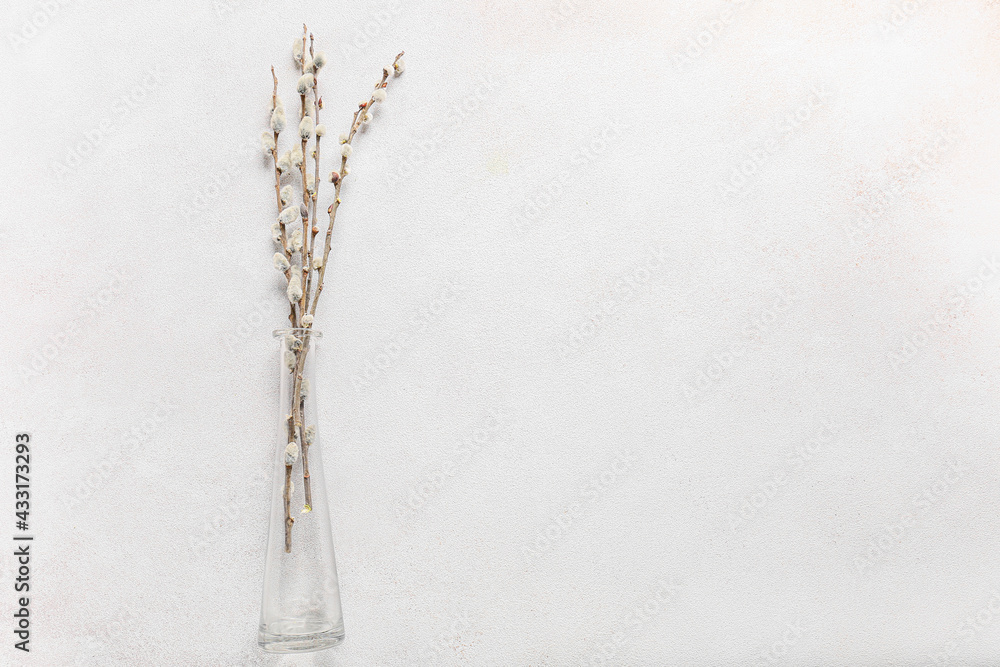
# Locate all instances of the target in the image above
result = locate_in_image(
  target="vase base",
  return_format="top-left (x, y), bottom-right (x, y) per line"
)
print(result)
top-left (258, 623), bottom-right (345, 653)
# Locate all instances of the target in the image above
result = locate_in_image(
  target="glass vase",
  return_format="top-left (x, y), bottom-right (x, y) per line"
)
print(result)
top-left (259, 328), bottom-right (344, 653)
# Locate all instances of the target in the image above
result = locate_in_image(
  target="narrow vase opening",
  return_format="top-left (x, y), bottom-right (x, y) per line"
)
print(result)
top-left (272, 327), bottom-right (324, 338)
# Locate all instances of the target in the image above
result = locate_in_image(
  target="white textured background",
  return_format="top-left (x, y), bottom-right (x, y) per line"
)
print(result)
top-left (3, 0), bottom-right (1000, 665)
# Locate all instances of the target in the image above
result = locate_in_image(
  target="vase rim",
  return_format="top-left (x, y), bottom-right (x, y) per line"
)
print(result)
top-left (273, 327), bottom-right (323, 338)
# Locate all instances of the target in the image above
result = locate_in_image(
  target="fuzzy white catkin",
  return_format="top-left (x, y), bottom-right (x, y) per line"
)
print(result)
top-left (306, 174), bottom-right (316, 195)
top-left (270, 108), bottom-right (286, 133)
top-left (285, 350), bottom-right (296, 371)
top-left (289, 229), bottom-right (303, 252)
top-left (280, 185), bottom-right (293, 205)
top-left (296, 74), bottom-right (314, 94)
top-left (303, 58), bottom-right (314, 73)
top-left (284, 441), bottom-right (299, 466)
top-left (274, 95), bottom-right (284, 111)
top-left (287, 273), bottom-right (303, 303)
top-left (338, 132), bottom-right (348, 144)
top-left (373, 88), bottom-right (386, 103)
top-left (341, 143), bottom-right (353, 158)
top-left (291, 145), bottom-right (303, 166)
top-left (302, 314), bottom-right (314, 325)
top-left (273, 253), bottom-right (290, 271)
top-left (276, 152), bottom-right (291, 173)
top-left (363, 112), bottom-right (373, 124)
top-left (394, 59), bottom-right (405, 75)
top-left (261, 131), bottom-right (276, 151)
top-left (314, 124), bottom-right (326, 137)
top-left (303, 100), bottom-right (314, 117)
top-left (305, 426), bottom-right (315, 445)
top-left (286, 334), bottom-right (302, 351)
top-left (312, 256), bottom-right (324, 269)
top-left (271, 223), bottom-right (282, 244)
top-left (300, 116), bottom-right (314, 139)
top-left (292, 39), bottom-right (303, 60)
top-left (313, 52), bottom-right (326, 70)
top-left (301, 379), bottom-right (310, 402)
top-left (279, 206), bottom-right (299, 224)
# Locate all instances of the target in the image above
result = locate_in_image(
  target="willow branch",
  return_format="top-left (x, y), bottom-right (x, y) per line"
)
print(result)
top-left (289, 331), bottom-right (312, 512)
top-left (305, 31), bottom-right (322, 316)
top-left (297, 25), bottom-right (310, 321)
top-left (310, 51), bottom-right (404, 317)
top-left (287, 26), bottom-right (314, 512)
top-left (270, 66), bottom-right (296, 327)
top-left (283, 463), bottom-right (293, 552)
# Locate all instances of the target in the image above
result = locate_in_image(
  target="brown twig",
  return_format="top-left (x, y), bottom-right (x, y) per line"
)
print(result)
top-left (290, 333), bottom-right (311, 512)
top-left (288, 25), bottom-right (315, 513)
top-left (270, 66), bottom-right (296, 328)
top-left (297, 25), bottom-right (310, 321)
top-left (296, 32), bottom-right (325, 510)
top-left (296, 345), bottom-right (313, 511)
top-left (305, 31), bottom-right (322, 313)
top-left (283, 463), bottom-right (294, 552)
top-left (271, 65), bottom-right (300, 552)
top-left (310, 51), bottom-right (404, 316)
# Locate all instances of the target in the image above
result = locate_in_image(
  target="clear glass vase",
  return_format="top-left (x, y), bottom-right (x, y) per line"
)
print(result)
top-left (259, 328), bottom-right (344, 653)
